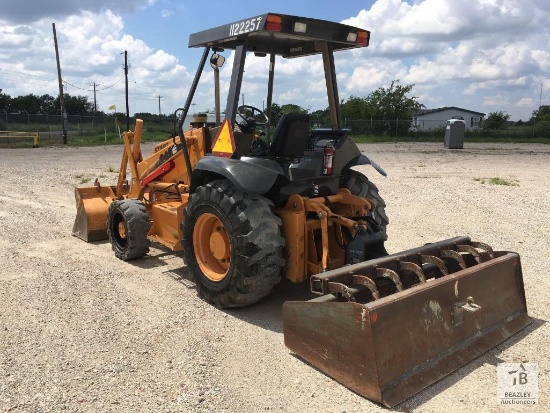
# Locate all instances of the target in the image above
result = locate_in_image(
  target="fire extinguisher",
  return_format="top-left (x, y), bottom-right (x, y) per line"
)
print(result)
top-left (322, 142), bottom-right (334, 175)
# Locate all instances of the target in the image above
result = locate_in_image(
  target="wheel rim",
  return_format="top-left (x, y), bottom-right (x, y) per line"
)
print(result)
top-left (112, 212), bottom-right (128, 248)
top-left (193, 212), bottom-right (231, 282)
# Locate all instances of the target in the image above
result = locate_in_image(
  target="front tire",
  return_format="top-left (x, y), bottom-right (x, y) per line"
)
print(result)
top-left (346, 170), bottom-right (389, 236)
top-left (182, 179), bottom-right (285, 308)
top-left (107, 199), bottom-right (151, 261)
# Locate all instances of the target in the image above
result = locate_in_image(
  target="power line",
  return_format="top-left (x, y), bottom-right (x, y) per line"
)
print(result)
top-left (96, 75), bottom-right (124, 91)
top-left (0, 68), bottom-right (56, 84)
top-left (63, 80), bottom-right (88, 91)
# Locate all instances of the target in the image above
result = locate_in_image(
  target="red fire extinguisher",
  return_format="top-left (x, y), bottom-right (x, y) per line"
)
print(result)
top-left (323, 142), bottom-right (334, 175)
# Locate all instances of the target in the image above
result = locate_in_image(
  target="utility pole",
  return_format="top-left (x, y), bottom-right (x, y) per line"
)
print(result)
top-left (52, 22), bottom-right (67, 144)
top-left (91, 82), bottom-right (99, 113)
top-left (123, 50), bottom-right (130, 131)
top-left (158, 95), bottom-right (162, 124)
top-left (539, 83), bottom-right (543, 110)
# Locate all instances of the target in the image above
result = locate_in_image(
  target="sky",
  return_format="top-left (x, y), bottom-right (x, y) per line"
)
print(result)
top-left (0, 0), bottom-right (549, 121)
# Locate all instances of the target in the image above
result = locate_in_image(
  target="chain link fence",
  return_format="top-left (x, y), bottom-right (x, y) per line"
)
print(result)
top-left (340, 118), bottom-right (550, 140)
top-left (1, 113), bottom-right (549, 145)
top-left (0, 113), bottom-right (176, 145)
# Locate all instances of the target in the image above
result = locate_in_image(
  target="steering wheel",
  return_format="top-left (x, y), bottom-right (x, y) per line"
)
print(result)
top-left (236, 105), bottom-right (268, 133)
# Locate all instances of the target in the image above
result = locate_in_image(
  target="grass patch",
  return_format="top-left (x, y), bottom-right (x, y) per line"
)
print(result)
top-left (75, 174), bottom-right (92, 184)
top-left (474, 177), bottom-right (519, 186)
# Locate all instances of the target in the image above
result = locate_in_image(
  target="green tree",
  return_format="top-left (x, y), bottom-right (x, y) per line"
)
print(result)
top-left (0, 90), bottom-right (12, 112)
top-left (39, 94), bottom-right (56, 114)
top-left (310, 108), bottom-right (329, 127)
top-left (364, 80), bottom-right (423, 134)
top-left (279, 103), bottom-right (307, 114)
top-left (530, 105), bottom-right (550, 122)
top-left (530, 105), bottom-right (550, 137)
top-left (11, 94), bottom-right (43, 113)
top-left (341, 96), bottom-right (369, 120)
top-left (57, 94), bottom-right (94, 115)
top-left (266, 103), bottom-right (307, 126)
top-left (483, 111), bottom-right (510, 130)
top-left (341, 96), bottom-right (370, 133)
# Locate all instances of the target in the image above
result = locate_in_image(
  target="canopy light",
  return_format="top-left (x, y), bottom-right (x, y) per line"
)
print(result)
top-left (266, 14), bottom-right (282, 31)
top-left (294, 22), bottom-right (307, 33)
top-left (356, 31), bottom-right (369, 45)
top-left (346, 32), bottom-right (358, 42)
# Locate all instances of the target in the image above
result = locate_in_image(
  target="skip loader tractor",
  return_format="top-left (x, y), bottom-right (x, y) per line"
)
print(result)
top-left (73, 13), bottom-right (530, 407)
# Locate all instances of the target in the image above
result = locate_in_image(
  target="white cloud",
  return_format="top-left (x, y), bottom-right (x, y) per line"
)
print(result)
top-left (1, 0), bottom-right (549, 120)
top-left (0, 9), bottom-right (191, 114)
top-left (516, 98), bottom-right (535, 107)
top-left (161, 9), bottom-right (175, 18)
top-left (340, 0), bottom-right (549, 119)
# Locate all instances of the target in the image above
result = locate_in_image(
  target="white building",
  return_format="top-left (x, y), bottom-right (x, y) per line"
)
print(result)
top-left (413, 107), bottom-right (485, 131)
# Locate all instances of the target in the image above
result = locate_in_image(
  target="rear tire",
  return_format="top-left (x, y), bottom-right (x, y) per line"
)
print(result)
top-left (107, 199), bottom-right (150, 261)
top-left (346, 170), bottom-right (389, 236)
top-left (182, 179), bottom-right (285, 308)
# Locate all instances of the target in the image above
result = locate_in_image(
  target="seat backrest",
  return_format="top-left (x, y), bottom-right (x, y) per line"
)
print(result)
top-left (269, 114), bottom-right (310, 157)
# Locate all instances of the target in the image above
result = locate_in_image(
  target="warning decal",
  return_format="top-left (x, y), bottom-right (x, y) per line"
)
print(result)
top-left (211, 120), bottom-right (236, 158)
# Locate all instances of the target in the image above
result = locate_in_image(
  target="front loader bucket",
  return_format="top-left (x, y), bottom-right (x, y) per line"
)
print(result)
top-left (282, 237), bottom-right (530, 407)
top-left (72, 185), bottom-right (116, 242)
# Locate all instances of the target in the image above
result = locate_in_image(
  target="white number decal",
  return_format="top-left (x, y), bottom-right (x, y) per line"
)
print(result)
top-left (229, 17), bottom-right (263, 36)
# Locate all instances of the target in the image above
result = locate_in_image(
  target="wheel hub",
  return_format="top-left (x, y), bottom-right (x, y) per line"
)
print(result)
top-left (193, 213), bottom-right (231, 282)
top-left (117, 221), bottom-right (127, 239)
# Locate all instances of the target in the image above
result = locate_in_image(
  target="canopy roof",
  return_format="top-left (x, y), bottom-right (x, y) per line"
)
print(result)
top-left (188, 13), bottom-right (370, 58)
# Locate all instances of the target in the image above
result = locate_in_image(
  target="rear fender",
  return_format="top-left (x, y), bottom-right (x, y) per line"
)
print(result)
top-left (192, 155), bottom-right (284, 194)
top-left (354, 154), bottom-right (387, 177)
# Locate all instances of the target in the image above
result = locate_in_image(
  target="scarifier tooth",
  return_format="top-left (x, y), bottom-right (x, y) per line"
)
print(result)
top-left (421, 254), bottom-right (448, 276)
top-left (352, 275), bottom-right (380, 300)
top-left (327, 281), bottom-right (357, 302)
top-left (457, 244), bottom-right (483, 264)
top-left (399, 261), bottom-right (426, 283)
top-left (441, 249), bottom-right (467, 270)
top-left (376, 268), bottom-right (403, 291)
top-left (471, 241), bottom-right (495, 258)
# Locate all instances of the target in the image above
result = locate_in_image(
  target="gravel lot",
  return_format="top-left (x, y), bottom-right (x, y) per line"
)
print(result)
top-left (0, 141), bottom-right (548, 412)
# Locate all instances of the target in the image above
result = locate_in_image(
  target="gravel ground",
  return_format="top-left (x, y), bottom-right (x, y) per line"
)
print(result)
top-left (0, 141), bottom-right (548, 412)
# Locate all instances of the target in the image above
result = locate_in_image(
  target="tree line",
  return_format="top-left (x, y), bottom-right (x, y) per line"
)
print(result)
top-left (1, 80), bottom-right (424, 131)
top-left (0, 90), bottom-right (97, 115)
top-left (269, 80), bottom-right (423, 134)
top-left (483, 106), bottom-right (550, 130)
top-left (8, 82), bottom-right (545, 133)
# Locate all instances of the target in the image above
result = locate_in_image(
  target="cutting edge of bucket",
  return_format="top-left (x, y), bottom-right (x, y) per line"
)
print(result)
top-left (282, 250), bottom-right (531, 407)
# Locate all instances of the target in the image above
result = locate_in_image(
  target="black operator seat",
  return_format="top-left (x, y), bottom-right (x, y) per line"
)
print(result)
top-left (268, 114), bottom-right (310, 157)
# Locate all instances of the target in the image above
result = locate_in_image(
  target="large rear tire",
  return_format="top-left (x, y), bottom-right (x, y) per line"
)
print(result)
top-left (107, 199), bottom-right (151, 261)
top-left (346, 170), bottom-right (389, 236)
top-left (182, 179), bottom-right (285, 308)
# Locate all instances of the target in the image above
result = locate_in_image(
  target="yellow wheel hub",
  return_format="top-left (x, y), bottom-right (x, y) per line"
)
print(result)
top-left (118, 221), bottom-right (127, 239)
top-left (193, 213), bottom-right (231, 282)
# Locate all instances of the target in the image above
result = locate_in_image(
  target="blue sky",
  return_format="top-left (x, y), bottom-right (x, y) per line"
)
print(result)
top-left (1, 0), bottom-right (549, 121)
